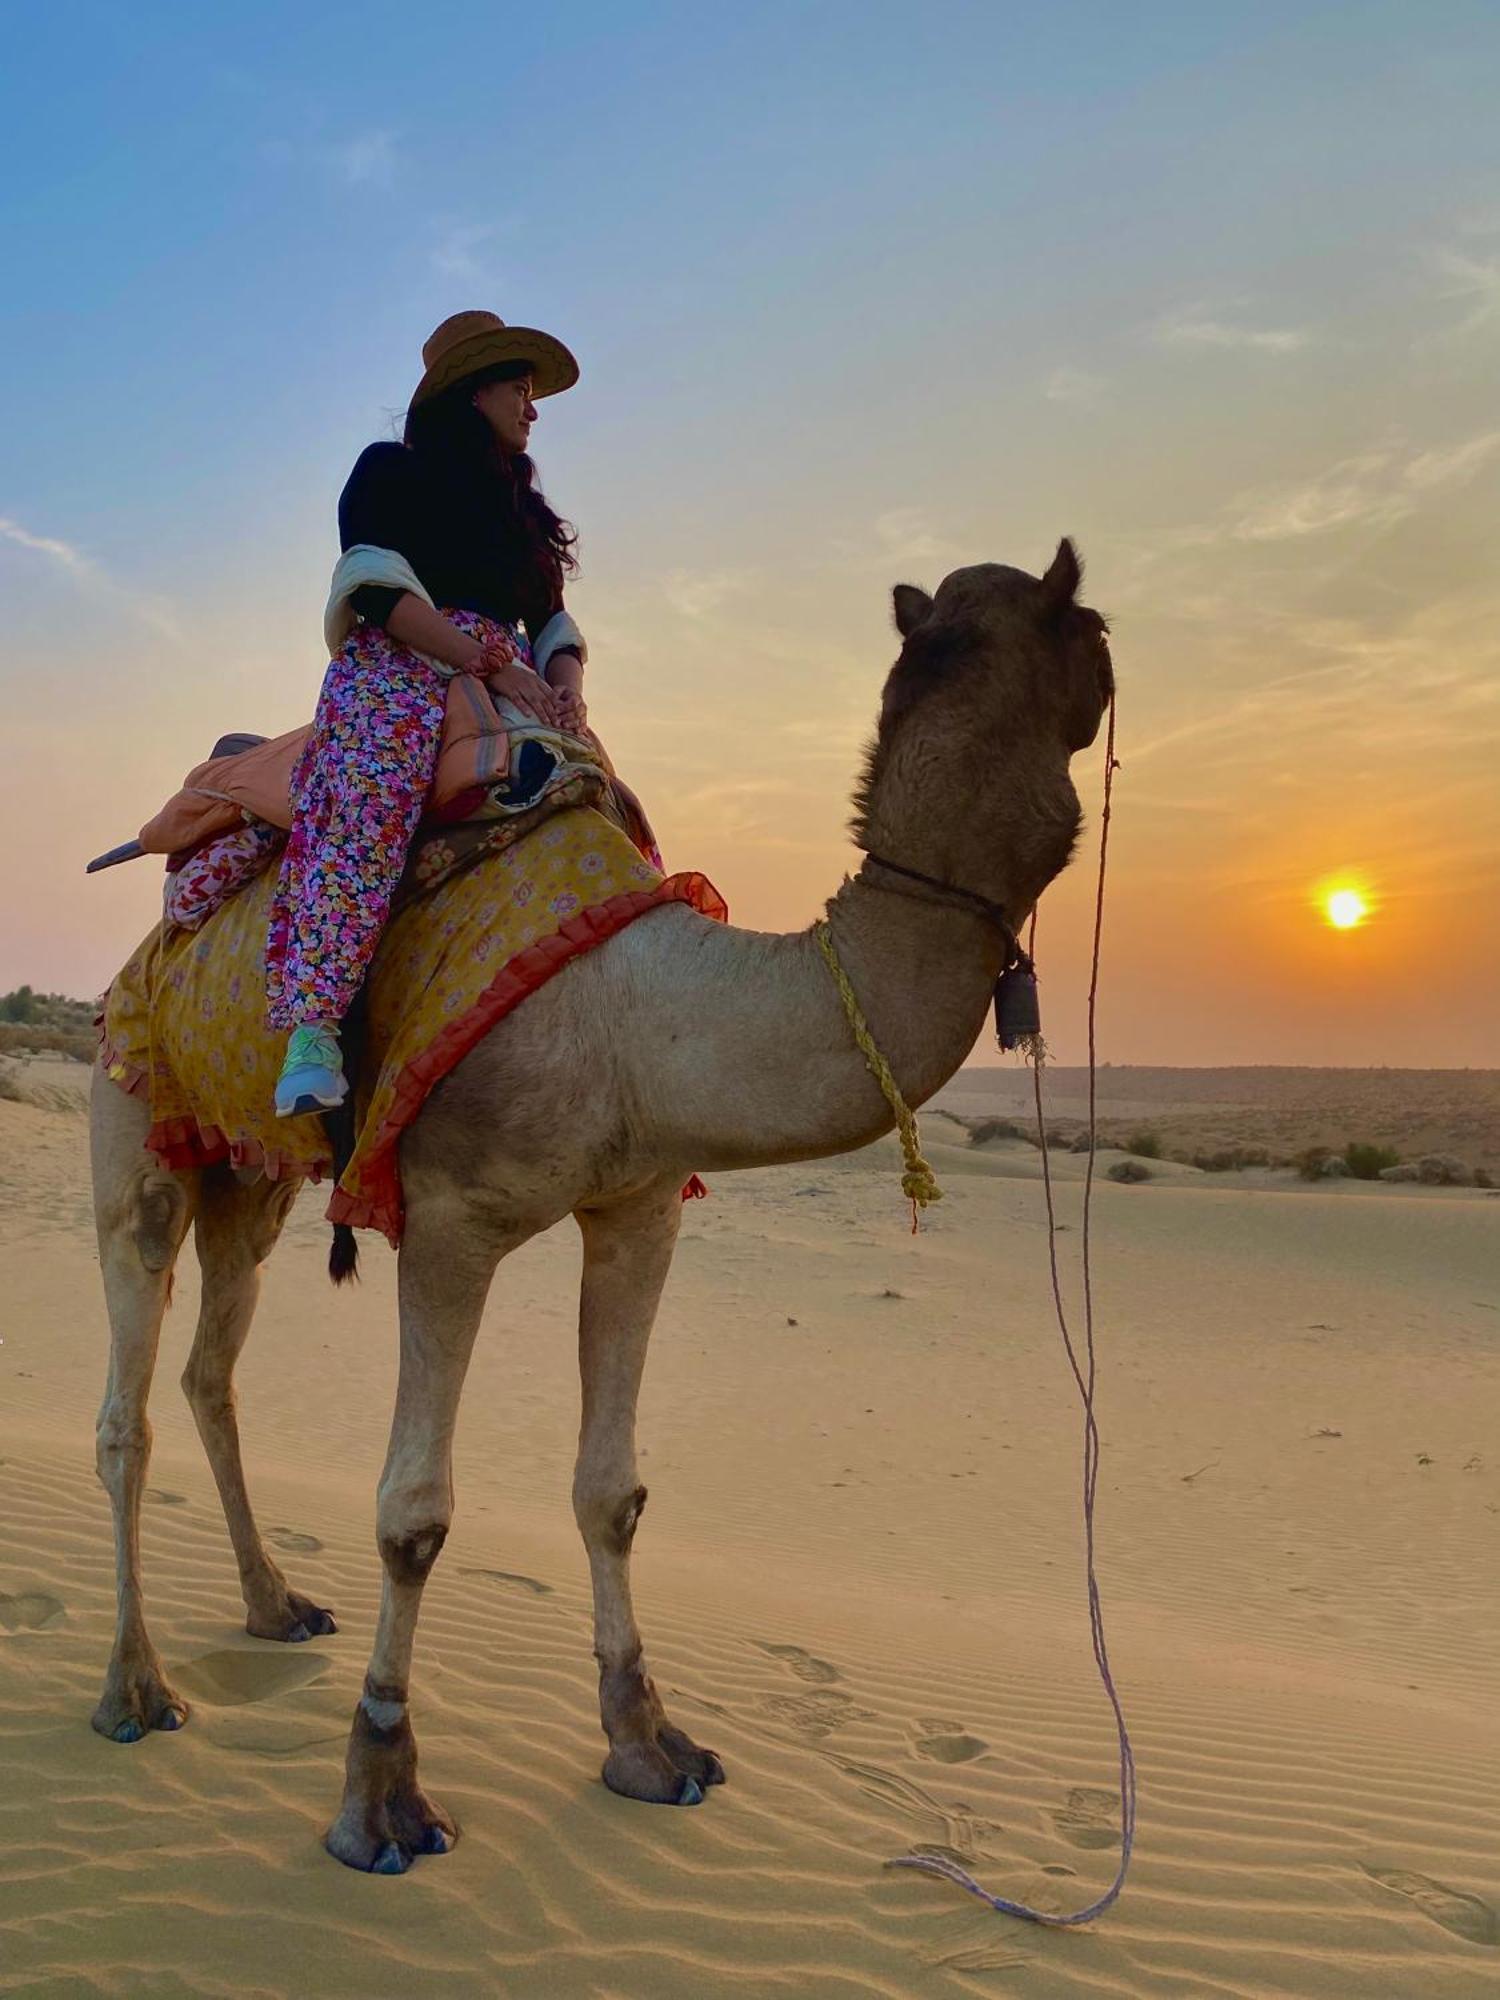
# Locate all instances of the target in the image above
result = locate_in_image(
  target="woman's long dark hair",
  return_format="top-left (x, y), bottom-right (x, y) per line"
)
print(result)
top-left (403, 359), bottom-right (578, 631)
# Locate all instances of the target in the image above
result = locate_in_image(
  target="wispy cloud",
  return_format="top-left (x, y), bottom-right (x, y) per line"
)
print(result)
top-left (329, 130), bottom-right (397, 188)
top-left (1153, 306), bottom-right (1312, 354)
top-left (263, 129), bottom-right (399, 191)
top-left (0, 511), bottom-right (183, 641)
top-left (431, 222), bottom-right (498, 286)
top-left (1126, 576), bottom-right (1500, 787)
top-left (659, 567), bottom-right (750, 621)
top-left (1044, 365), bottom-right (1106, 405)
top-left (1432, 246), bottom-right (1500, 340)
top-left (1231, 431), bottom-right (1500, 542)
top-left (0, 514), bottom-right (94, 576)
top-left (871, 507), bottom-right (963, 570)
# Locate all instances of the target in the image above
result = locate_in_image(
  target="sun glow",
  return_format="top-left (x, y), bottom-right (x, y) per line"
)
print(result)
top-left (1324, 887), bottom-right (1370, 931)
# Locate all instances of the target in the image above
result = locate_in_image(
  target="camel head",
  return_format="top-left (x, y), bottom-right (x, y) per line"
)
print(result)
top-left (853, 539), bottom-right (1114, 922)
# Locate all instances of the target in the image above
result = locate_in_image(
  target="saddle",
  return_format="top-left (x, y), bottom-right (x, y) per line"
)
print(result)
top-left (86, 677), bottom-right (601, 876)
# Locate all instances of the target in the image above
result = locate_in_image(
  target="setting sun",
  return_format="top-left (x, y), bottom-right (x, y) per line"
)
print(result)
top-left (1325, 888), bottom-right (1370, 931)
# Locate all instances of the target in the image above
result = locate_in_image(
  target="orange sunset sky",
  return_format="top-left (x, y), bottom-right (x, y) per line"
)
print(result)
top-left (2, 4), bottom-right (1497, 1067)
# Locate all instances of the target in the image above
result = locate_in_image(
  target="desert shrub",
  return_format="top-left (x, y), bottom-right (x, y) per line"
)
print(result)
top-left (968, 1117), bottom-right (1026, 1146)
top-left (1293, 1146), bottom-right (1332, 1181)
top-left (0, 1023), bottom-right (94, 1063)
top-left (1343, 1141), bottom-right (1401, 1181)
top-left (1108, 1159), bottom-right (1152, 1184)
top-left (1124, 1130), bottom-right (1163, 1159)
top-left (1194, 1147), bottom-right (1251, 1173)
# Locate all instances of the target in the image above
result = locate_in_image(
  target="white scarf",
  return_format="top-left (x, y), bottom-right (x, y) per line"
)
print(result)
top-left (323, 544), bottom-right (587, 678)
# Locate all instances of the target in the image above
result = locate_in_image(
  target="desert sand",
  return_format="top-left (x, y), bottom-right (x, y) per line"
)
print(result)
top-left (2, 1057), bottom-right (1497, 1997)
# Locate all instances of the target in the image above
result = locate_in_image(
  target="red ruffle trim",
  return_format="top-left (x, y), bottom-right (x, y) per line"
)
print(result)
top-left (95, 871), bottom-right (723, 1238)
top-left (326, 870), bottom-right (727, 1245)
top-left (95, 1016), bottom-right (331, 1186)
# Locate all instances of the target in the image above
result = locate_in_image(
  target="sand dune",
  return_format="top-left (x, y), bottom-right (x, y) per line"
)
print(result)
top-left (2, 1064), bottom-right (1497, 1997)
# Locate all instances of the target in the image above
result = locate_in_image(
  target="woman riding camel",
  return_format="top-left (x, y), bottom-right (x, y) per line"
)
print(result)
top-left (266, 309), bottom-right (584, 1116)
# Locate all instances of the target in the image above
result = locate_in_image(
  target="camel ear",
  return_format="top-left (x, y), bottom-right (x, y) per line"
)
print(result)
top-left (892, 583), bottom-right (933, 638)
top-left (1039, 538), bottom-right (1082, 617)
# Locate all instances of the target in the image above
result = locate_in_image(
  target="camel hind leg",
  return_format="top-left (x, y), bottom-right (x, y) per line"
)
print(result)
top-left (184, 1167), bottom-right (336, 1643)
top-left (90, 1070), bottom-right (198, 1742)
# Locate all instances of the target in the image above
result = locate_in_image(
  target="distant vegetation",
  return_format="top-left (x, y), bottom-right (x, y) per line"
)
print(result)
top-left (1342, 1141), bottom-right (1401, 1181)
top-left (0, 987), bottom-right (95, 1062)
top-left (1124, 1130), bottom-right (1163, 1159)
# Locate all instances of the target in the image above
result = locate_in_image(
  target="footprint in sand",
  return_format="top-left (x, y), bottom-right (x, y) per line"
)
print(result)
top-left (754, 1641), bottom-right (842, 1684)
top-left (267, 1528), bottom-right (324, 1554)
top-left (459, 1567), bottom-right (554, 1596)
top-left (830, 1754), bottom-right (1002, 1865)
top-left (0, 1589), bottom-right (65, 1632)
top-left (1362, 1865), bottom-right (1500, 1946)
top-left (930, 1939), bottom-right (1034, 1974)
top-left (753, 1689), bottom-right (876, 1739)
top-left (1050, 1786), bottom-right (1121, 1850)
top-left (912, 1716), bottom-right (989, 1764)
top-left (212, 1727), bottom-right (349, 1758)
top-left (172, 1647), bottom-right (330, 1707)
top-left (144, 1488), bottom-right (188, 1507)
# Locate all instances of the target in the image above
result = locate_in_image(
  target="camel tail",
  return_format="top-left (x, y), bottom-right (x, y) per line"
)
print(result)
top-left (329, 1222), bottom-right (360, 1285)
top-left (324, 985), bottom-right (368, 1287)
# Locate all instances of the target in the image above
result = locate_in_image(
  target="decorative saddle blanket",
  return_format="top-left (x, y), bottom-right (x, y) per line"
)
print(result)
top-left (100, 807), bottom-right (726, 1244)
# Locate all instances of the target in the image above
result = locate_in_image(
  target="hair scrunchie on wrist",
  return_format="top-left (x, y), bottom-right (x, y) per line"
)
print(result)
top-left (474, 632), bottom-right (521, 678)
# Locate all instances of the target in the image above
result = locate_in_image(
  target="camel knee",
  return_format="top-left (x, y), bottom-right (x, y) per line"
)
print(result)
top-left (129, 1174), bottom-right (191, 1274)
top-left (573, 1480), bottom-right (648, 1558)
top-left (180, 1348), bottom-right (236, 1424)
top-left (96, 1407), bottom-right (151, 1488)
top-left (376, 1476), bottom-right (451, 1585)
top-left (377, 1523), bottom-right (449, 1587)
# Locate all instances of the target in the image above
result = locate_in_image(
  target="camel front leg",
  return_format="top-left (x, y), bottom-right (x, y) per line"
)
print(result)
top-left (325, 1202), bottom-right (511, 1875)
top-left (574, 1181), bottom-right (724, 1806)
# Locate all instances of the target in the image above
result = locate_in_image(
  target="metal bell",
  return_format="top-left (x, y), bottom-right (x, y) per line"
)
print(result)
top-left (994, 954), bottom-right (1041, 1051)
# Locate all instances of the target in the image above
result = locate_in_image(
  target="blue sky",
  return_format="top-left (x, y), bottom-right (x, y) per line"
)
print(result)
top-left (3, 2), bottom-right (1498, 1061)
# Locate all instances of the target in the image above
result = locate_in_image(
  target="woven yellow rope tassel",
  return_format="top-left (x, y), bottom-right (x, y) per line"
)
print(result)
top-left (814, 921), bottom-right (942, 1229)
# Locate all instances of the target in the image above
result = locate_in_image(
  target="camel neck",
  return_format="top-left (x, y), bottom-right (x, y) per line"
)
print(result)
top-left (817, 866), bottom-right (1008, 1112)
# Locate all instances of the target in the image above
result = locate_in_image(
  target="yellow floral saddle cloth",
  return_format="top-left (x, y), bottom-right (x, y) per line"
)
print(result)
top-left (100, 807), bottom-right (726, 1244)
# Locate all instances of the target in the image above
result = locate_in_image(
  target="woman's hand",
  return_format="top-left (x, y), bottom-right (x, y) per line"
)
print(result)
top-left (553, 687), bottom-right (588, 734)
top-left (485, 657), bottom-right (564, 726)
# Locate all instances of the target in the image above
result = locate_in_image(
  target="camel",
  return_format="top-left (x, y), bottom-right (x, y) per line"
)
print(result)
top-left (89, 541), bottom-right (1114, 1874)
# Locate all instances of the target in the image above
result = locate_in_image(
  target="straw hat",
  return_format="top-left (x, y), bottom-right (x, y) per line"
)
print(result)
top-left (408, 309), bottom-right (579, 411)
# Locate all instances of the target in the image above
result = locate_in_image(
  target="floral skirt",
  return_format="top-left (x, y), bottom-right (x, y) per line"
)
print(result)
top-left (265, 609), bottom-right (529, 1030)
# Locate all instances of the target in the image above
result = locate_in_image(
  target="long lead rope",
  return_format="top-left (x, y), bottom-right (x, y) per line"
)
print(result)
top-left (890, 698), bottom-right (1137, 1925)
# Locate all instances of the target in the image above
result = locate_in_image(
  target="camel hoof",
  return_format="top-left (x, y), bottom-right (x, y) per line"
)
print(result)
top-left (324, 1792), bottom-right (458, 1875)
top-left (246, 1590), bottom-right (337, 1644)
top-left (603, 1738), bottom-right (716, 1804)
top-left (93, 1672), bottom-right (190, 1745)
top-left (659, 1723), bottom-right (726, 1788)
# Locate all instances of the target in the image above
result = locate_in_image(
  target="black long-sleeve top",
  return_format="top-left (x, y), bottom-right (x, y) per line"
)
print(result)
top-left (338, 442), bottom-right (564, 636)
